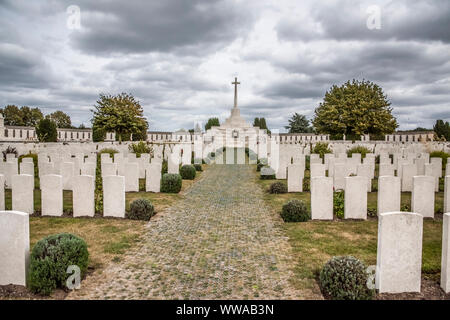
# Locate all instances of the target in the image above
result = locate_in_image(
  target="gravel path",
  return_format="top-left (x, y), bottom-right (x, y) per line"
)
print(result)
top-left (68, 164), bottom-right (317, 299)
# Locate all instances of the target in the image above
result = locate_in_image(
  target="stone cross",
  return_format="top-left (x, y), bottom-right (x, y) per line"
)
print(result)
top-left (232, 77), bottom-right (240, 108)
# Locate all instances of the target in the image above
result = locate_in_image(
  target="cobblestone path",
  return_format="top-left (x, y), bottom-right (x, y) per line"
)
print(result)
top-left (68, 165), bottom-right (317, 299)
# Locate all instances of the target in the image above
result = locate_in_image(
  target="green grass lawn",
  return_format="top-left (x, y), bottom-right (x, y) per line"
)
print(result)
top-left (7, 165), bottom-right (208, 281)
top-left (255, 165), bottom-right (446, 292)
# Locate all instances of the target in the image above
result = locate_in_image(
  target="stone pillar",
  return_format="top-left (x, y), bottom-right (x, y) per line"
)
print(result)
top-left (124, 163), bottom-right (139, 192)
top-left (344, 176), bottom-right (367, 220)
top-left (146, 163), bottom-right (162, 193)
top-left (0, 211), bottom-right (29, 286)
top-left (12, 174), bottom-right (34, 214)
top-left (376, 211), bottom-right (423, 293)
top-left (441, 213), bottom-right (450, 293)
top-left (73, 175), bottom-right (95, 217)
top-left (311, 177), bottom-right (333, 220)
top-left (378, 176), bottom-right (401, 215)
top-left (412, 175), bottom-right (435, 218)
top-left (103, 175), bottom-right (125, 218)
top-left (287, 164), bottom-right (303, 192)
top-left (40, 174), bottom-right (63, 216)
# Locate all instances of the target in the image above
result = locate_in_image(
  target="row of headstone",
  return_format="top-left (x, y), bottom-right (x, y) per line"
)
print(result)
top-left (308, 174), bottom-right (447, 220)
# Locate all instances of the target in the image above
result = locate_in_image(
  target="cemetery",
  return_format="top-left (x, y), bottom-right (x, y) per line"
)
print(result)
top-left (0, 76), bottom-right (449, 301)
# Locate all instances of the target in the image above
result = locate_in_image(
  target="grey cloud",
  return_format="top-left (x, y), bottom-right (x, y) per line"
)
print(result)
top-left (276, 0), bottom-right (450, 44)
top-left (69, 0), bottom-right (255, 56)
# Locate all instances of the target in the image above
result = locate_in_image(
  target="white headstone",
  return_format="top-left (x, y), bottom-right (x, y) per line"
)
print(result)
top-left (103, 175), bottom-right (125, 218)
top-left (287, 164), bottom-right (303, 192)
top-left (377, 176), bottom-right (401, 215)
top-left (445, 176), bottom-right (450, 214)
top-left (145, 164), bottom-right (161, 193)
top-left (12, 174), bottom-right (34, 214)
top-left (379, 164), bottom-right (395, 177)
top-left (19, 162), bottom-right (34, 176)
top-left (61, 162), bottom-right (74, 190)
top-left (40, 174), bottom-right (63, 217)
top-left (344, 176), bottom-right (367, 220)
top-left (123, 163), bottom-right (139, 192)
top-left (0, 211), bottom-right (29, 286)
top-left (376, 211), bottom-right (423, 293)
top-left (311, 177), bottom-right (333, 220)
top-left (102, 162), bottom-right (117, 177)
top-left (401, 163), bottom-right (417, 192)
top-left (411, 175), bottom-right (435, 218)
top-left (310, 163), bottom-right (326, 177)
top-left (441, 213), bottom-right (450, 293)
top-left (0, 175), bottom-right (4, 210)
top-left (73, 175), bottom-right (95, 217)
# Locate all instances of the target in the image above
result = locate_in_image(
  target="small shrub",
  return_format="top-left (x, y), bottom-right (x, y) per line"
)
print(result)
top-left (347, 146), bottom-right (372, 159)
top-left (28, 233), bottom-right (89, 295)
top-left (126, 199), bottom-right (154, 221)
top-left (334, 189), bottom-right (345, 218)
top-left (194, 164), bottom-right (203, 171)
top-left (303, 178), bottom-right (310, 191)
top-left (430, 151), bottom-right (449, 168)
top-left (161, 160), bottom-right (168, 174)
top-left (161, 173), bottom-right (182, 193)
top-left (269, 182), bottom-right (287, 194)
top-left (2, 146), bottom-right (17, 161)
top-left (312, 142), bottom-right (332, 158)
top-left (281, 200), bottom-right (310, 222)
top-left (180, 164), bottom-right (196, 180)
top-left (319, 256), bottom-right (374, 300)
top-left (128, 141), bottom-right (153, 157)
top-left (260, 166), bottom-right (276, 180)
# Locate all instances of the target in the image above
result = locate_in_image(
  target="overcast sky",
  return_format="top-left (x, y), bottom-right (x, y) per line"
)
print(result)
top-left (1, 0), bottom-right (449, 132)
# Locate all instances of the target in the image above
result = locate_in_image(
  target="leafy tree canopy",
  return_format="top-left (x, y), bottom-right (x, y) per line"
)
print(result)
top-left (48, 110), bottom-right (72, 128)
top-left (91, 93), bottom-right (148, 142)
top-left (0, 105), bottom-right (44, 126)
top-left (433, 119), bottom-right (450, 141)
top-left (285, 113), bottom-right (313, 133)
top-left (312, 79), bottom-right (398, 136)
top-left (205, 117), bottom-right (220, 131)
top-left (36, 118), bottom-right (57, 142)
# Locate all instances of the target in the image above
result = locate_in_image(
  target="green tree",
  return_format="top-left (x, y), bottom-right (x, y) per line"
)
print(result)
top-left (92, 126), bottom-right (106, 142)
top-left (433, 120), bottom-right (450, 141)
top-left (48, 110), bottom-right (72, 128)
top-left (253, 118), bottom-right (260, 127)
top-left (259, 117), bottom-right (271, 134)
top-left (1, 105), bottom-right (23, 126)
top-left (21, 106), bottom-right (44, 126)
top-left (36, 118), bottom-right (57, 142)
top-left (285, 113), bottom-right (313, 133)
top-left (205, 117), bottom-right (220, 131)
top-left (312, 79), bottom-right (398, 136)
top-left (91, 93), bottom-right (148, 142)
